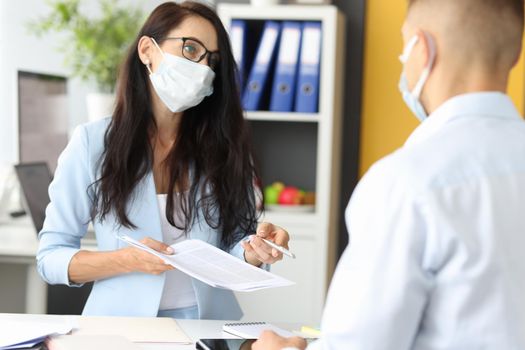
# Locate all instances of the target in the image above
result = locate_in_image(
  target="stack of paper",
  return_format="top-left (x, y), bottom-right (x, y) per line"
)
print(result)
top-left (118, 235), bottom-right (294, 292)
top-left (0, 318), bottom-right (74, 349)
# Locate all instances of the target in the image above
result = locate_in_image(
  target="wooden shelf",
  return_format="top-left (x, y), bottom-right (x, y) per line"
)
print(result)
top-left (245, 111), bottom-right (320, 123)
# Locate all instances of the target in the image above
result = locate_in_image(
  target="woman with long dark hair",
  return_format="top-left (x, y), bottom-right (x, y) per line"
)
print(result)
top-left (36, 1), bottom-right (290, 319)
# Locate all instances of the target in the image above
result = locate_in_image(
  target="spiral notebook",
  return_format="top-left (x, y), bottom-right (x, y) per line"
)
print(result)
top-left (222, 322), bottom-right (295, 339)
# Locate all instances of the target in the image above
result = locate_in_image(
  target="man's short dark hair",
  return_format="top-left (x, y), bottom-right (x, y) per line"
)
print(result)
top-left (407, 0), bottom-right (524, 69)
top-left (408, 0), bottom-right (524, 26)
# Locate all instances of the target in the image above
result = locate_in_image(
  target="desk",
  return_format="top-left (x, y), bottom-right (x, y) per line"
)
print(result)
top-left (0, 218), bottom-right (96, 314)
top-left (0, 217), bottom-right (46, 314)
top-left (0, 313), bottom-right (300, 349)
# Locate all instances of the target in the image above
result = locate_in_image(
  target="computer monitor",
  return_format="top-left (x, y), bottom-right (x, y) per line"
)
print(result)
top-left (18, 71), bottom-right (68, 173)
top-left (14, 162), bottom-right (52, 233)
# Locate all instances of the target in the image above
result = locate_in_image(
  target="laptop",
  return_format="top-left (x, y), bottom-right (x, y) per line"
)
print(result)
top-left (14, 162), bottom-right (96, 314)
top-left (14, 162), bottom-right (96, 243)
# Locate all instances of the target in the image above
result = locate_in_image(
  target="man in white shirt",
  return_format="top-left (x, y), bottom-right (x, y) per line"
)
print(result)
top-left (254, 0), bottom-right (525, 349)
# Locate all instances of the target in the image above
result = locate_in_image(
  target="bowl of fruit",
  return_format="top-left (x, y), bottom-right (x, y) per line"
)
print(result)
top-left (263, 182), bottom-right (316, 213)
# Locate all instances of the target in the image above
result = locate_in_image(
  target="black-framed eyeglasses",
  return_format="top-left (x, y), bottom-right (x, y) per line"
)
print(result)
top-left (161, 36), bottom-right (220, 70)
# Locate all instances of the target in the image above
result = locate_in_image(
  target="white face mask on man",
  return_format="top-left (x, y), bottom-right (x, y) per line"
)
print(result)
top-left (398, 32), bottom-right (436, 122)
top-left (147, 37), bottom-right (215, 113)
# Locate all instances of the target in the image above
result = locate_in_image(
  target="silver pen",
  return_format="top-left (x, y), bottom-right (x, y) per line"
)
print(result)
top-left (261, 238), bottom-right (296, 259)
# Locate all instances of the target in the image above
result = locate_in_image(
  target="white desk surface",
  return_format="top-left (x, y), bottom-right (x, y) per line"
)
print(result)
top-left (0, 217), bottom-right (96, 262)
top-left (0, 313), bottom-right (299, 349)
top-left (0, 217), bottom-right (39, 260)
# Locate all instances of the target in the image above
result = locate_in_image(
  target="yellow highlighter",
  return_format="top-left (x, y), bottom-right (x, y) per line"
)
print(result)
top-left (300, 325), bottom-right (321, 338)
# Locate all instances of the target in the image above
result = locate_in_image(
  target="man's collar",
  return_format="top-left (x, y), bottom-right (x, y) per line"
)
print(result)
top-left (405, 92), bottom-right (521, 147)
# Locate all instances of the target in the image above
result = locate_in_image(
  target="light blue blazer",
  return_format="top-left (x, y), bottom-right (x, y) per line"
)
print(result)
top-left (36, 118), bottom-right (249, 319)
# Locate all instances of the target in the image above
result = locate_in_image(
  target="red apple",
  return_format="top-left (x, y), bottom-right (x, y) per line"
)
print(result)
top-left (278, 186), bottom-right (302, 205)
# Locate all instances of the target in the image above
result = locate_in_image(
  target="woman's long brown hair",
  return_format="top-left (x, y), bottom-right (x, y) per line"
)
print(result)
top-left (90, 1), bottom-right (259, 250)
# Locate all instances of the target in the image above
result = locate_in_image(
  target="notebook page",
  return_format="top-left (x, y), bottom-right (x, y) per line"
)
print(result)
top-left (222, 322), bottom-right (295, 339)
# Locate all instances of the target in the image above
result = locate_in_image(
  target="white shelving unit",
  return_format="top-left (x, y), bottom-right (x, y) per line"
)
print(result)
top-left (247, 111), bottom-right (320, 123)
top-left (219, 4), bottom-right (346, 325)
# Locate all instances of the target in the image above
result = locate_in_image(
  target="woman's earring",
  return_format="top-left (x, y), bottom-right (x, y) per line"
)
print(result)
top-left (145, 59), bottom-right (153, 74)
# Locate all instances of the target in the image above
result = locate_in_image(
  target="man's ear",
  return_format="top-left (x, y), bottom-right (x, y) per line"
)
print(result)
top-left (416, 30), bottom-right (437, 69)
top-left (415, 30), bottom-right (430, 68)
top-left (137, 36), bottom-right (153, 65)
top-left (511, 43), bottom-right (523, 69)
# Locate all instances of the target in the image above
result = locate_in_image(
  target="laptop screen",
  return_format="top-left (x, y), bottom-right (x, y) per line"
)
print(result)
top-left (14, 162), bottom-right (52, 233)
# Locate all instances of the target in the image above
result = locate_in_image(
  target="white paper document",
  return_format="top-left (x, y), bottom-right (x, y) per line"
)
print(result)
top-left (118, 235), bottom-right (294, 292)
top-left (0, 317), bottom-right (74, 349)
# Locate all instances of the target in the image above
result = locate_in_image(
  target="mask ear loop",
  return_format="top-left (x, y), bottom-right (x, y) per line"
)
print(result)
top-left (399, 35), bottom-right (419, 64)
top-left (412, 32), bottom-right (436, 98)
top-left (145, 60), bottom-right (153, 74)
top-left (151, 37), bottom-right (165, 57)
top-left (145, 37), bottom-right (165, 75)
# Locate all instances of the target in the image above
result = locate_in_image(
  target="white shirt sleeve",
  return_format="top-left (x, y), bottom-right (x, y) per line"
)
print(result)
top-left (315, 159), bottom-right (433, 350)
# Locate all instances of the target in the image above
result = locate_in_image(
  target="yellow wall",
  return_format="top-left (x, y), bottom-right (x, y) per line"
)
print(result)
top-left (359, 1), bottom-right (525, 177)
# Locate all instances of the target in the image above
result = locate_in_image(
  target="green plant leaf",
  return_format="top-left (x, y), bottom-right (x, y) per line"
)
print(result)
top-left (26, 0), bottom-right (145, 92)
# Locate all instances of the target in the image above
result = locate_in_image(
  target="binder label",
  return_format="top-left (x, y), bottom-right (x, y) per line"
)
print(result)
top-left (279, 28), bottom-right (301, 65)
top-left (256, 27), bottom-right (279, 67)
top-left (231, 26), bottom-right (244, 64)
top-left (301, 27), bottom-right (322, 67)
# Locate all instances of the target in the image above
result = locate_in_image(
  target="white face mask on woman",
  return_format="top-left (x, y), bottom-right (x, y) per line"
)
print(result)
top-left (147, 37), bottom-right (215, 113)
